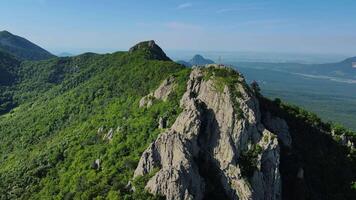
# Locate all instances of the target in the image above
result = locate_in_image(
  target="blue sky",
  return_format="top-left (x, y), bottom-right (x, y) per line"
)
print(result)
top-left (1, 0), bottom-right (356, 55)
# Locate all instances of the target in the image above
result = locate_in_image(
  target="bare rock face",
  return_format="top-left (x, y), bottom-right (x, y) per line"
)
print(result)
top-left (139, 76), bottom-right (176, 108)
top-left (134, 67), bottom-right (282, 200)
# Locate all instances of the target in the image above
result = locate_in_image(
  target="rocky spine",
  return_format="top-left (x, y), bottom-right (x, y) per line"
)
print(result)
top-left (134, 67), bottom-right (284, 200)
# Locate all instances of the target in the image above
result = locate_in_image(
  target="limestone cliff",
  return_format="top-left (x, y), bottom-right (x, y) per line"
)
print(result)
top-left (134, 66), bottom-right (285, 200)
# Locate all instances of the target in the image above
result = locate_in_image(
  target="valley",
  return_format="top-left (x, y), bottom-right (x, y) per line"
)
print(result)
top-left (234, 65), bottom-right (356, 130)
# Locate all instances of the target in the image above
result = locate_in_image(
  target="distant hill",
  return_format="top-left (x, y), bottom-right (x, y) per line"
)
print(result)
top-left (129, 40), bottom-right (171, 61)
top-left (0, 30), bottom-right (55, 61)
top-left (232, 56), bottom-right (356, 79)
top-left (57, 52), bottom-right (74, 57)
top-left (177, 54), bottom-right (214, 67)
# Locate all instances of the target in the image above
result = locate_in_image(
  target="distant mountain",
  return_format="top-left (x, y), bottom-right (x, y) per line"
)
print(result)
top-left (0, 30), bottom-right (55, 61)
top-left (57, 52), bottom-right (74, 57)
top-left (189, 54), bottom-right (215, 65)
top-left (176, 54), bottom-right (214, 67)
top-left (129, 40), bottom-right (171, 61)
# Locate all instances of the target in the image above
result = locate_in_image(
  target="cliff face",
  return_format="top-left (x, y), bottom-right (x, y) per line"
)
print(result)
top-left (134, 66), bottom-right (285, 200)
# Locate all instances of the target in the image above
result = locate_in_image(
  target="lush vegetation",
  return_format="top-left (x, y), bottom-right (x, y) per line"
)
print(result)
top-left (0, 42), bottom-right (355, 200)
top-left (239, 144), bottom-right (263, 177)
top-left (0, 46), bottom-right (190, 199)
top-left (0, 50), bottom-right (20, 114)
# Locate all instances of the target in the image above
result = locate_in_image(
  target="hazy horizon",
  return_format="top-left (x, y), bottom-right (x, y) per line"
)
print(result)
top-left (1, 0), bottom-right (356, 56)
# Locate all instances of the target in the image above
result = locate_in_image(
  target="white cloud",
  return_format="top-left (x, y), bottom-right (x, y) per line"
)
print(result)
top-left (177, 3), bottom-right (192, 9)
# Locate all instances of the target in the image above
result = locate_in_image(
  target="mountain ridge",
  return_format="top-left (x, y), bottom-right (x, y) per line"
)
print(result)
top-left (0, 39), bottom-right (355, 200)
top-left (0, 30), bottom-right (55, 61)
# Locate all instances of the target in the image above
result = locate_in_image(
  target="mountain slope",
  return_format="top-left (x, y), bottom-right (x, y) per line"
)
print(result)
top-left (0, 41), bottom-right (355, 200)
top-left (0, 50), bottom-right (20, 114)
top-left (0, 40), bottom-right (188, 200)
top-left (0, 31), bottom-right (55, 61)
top-left (0, 50), bottom-right (20, 85)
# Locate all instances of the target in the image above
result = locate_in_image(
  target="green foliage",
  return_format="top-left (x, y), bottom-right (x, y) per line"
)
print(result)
top-left (239, 144), bottom-right (263, 178)
top-left (0, 49), bottom-right (190, 199)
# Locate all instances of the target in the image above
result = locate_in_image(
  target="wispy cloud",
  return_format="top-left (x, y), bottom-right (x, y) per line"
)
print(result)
top-left (165, 22), bottom-right (202, 31)
top-left (177, 3), bottom-right (192, 9)
top-left (216, 3), bottom-right (265, 14)
top-left (239, 19), bottom-right (286, 26)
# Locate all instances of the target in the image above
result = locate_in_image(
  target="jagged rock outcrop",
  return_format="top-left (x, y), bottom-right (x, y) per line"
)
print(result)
top-left (139, 76), bottom-right (176, 108)
top-left (134, 67), bottom-right (282, 200)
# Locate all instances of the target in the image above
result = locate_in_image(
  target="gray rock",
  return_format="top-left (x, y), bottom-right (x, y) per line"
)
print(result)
top-left (134, 67), bottom-right (281, 200)
top-left (97, 127), bottom-right (104, 134)
top-left (139, 77), bottom-right (176, 108)
top-left (158, 117), bottom-right (167, 129)
top-left (103, 128), bottom-right (114, 141)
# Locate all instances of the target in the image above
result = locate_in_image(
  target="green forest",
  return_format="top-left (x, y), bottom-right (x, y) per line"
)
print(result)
top-left (0, 42), bottom-right (355, 199)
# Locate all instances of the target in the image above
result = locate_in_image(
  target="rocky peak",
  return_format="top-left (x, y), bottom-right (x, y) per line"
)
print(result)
top-left (134, 66), bottom-right (283, 200)
top-left (129, 40), bottom-right (171, 61)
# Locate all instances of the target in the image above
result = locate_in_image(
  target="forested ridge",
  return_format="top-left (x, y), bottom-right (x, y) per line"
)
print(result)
top-left (0, 40), bottom-right (355, 200)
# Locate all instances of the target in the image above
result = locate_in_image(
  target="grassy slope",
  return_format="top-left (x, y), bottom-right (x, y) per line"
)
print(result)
top-left (0, 49), bottom-right (190, 199)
